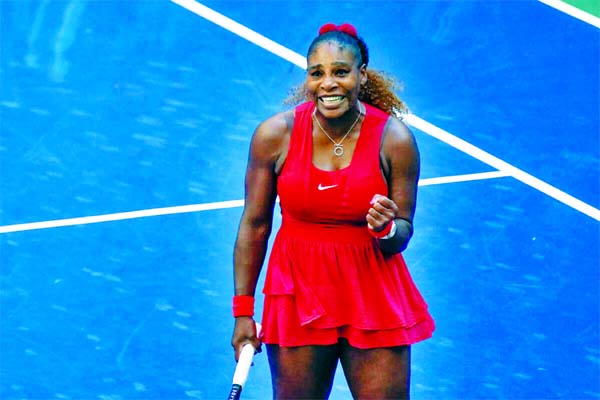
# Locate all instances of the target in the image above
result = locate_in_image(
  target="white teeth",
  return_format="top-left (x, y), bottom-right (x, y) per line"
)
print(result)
top-left (321, 96), bottom-right (344, 104)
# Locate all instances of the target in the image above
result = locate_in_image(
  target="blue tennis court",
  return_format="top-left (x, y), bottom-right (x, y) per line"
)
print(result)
top-left (1, 1), bottom-right (598, 399)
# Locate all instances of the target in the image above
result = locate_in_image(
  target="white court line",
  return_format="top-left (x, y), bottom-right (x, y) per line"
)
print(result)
top-left (0, 200), bottom-right (243, 234)
top-left (418, 170), bottom-right (510, 186)
top-left (0, 173), bottom-right (509, 234)
top-left (405, 115), bottom-right (600, 221)
top-left (169, 0), bottom-right (306, 69)
top-left (538, 0), bottom-right (600, 28)
top-left (171, 0), bottom-right (600, 222)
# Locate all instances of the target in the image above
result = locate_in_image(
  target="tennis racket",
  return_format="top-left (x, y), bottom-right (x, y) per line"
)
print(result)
top-left (227, 323), bottom-right (262, 400)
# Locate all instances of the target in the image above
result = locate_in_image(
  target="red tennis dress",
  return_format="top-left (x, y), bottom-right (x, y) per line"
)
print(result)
top-left (261, 102), bottom-right (434, 348)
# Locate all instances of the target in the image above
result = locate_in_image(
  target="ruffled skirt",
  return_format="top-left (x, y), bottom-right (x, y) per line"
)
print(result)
top-left (261, 220), bottom-right (435, 349)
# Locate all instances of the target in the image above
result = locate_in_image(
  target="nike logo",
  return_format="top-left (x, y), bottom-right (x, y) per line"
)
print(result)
top-left (318, 184), bottom-right (338, 191)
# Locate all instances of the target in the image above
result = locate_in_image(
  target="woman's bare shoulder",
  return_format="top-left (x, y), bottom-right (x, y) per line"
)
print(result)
top-left (383, 116), bottom-right (415, 143)
top-left (254, 109), bottom-right (294, 144)
top-left (249, 109), bottom-right (294, 168)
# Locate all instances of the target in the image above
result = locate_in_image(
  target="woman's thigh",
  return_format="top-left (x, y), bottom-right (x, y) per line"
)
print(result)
top-left (266, 343), bottom-right (339, 399)
top-left (339, 339), bottom-right (411, 399)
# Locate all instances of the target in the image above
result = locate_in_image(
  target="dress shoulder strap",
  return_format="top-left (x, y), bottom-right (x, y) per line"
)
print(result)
top-left (353, 103), bottom-right (390, 160)
top-left (285, 102), bottom-right (315, 166)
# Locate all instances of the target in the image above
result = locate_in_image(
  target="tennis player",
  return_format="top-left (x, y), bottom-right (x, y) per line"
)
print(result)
top-left (231, 23), bottom-right (435, 399)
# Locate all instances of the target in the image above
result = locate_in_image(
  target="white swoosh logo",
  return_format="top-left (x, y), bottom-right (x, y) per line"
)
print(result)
top-left (318, 184), bottom-right (338, 191)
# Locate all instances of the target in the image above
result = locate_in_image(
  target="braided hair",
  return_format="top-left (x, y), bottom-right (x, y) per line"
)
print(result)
top-left (285, 23), bottom-right (407, 116)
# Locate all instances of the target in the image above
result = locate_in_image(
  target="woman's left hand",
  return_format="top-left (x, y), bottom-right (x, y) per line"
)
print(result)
top-left (367, 194), bottom-right (398, 231)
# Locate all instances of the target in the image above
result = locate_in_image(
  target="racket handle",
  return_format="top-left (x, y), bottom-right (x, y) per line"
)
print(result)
top-left (229, 322), bottom-right (261, 399)
top-left (232, 343), bottom-right (255, 386)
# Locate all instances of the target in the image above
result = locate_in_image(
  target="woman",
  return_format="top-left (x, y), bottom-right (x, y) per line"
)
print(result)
top-left (231, 23), bottom-right (434, 399)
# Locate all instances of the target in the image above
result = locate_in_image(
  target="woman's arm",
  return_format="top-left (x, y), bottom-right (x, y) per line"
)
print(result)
top-left (367, 117), bottom-right (420, 254)
top-left (231, 112), bottom-right (291, 359)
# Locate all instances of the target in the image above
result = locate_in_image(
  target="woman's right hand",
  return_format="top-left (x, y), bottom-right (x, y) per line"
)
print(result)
top-left (231, 316), bottom-right (262, 361)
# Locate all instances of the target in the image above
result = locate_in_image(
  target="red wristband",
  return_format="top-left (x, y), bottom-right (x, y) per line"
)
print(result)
top-left (368, 221), bottom-right (393, 238)
top-left (232, 295), bottom-right (255, 317)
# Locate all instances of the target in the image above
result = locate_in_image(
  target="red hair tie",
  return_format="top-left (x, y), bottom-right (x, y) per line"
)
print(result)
top-left (318, 23), bottom-right (338, 35)
top-left (338, 23), bottom-right (358, 38)
top-left (318, 22), bottom-right (358, 39)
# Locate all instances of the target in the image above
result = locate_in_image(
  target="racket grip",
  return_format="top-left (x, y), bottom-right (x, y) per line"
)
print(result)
top-left (229, 322), bottom-right (261, 399)
top-left (232, 343), bottom-right (255, 386)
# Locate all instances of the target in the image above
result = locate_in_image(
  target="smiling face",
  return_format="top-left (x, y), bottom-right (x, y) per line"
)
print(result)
top-left (306, 41), bottom-right (367, 120)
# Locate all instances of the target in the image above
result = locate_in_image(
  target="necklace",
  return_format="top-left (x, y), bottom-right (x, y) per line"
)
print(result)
top-left (312, 103), bottom-right (364, 157)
